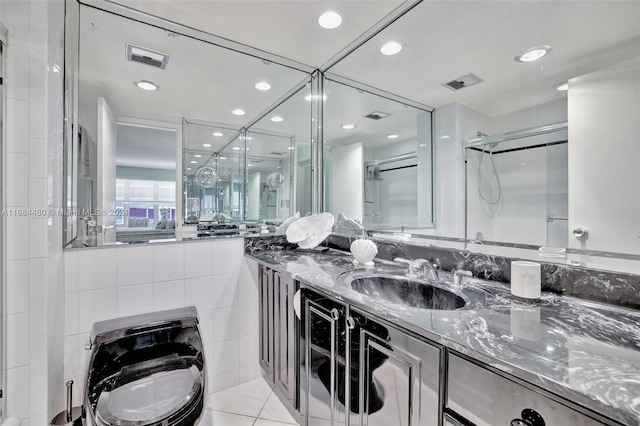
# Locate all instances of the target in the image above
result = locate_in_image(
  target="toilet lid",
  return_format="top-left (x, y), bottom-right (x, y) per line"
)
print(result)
top-left (96, 365), bottom-right (201, 425)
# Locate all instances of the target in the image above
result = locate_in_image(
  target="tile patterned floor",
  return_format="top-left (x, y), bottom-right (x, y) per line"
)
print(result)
top-left (199, 378), bottom-right (300, 426)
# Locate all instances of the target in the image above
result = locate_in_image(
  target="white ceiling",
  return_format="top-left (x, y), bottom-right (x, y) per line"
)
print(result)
top-left (81, 0), bottom-right (640, 170)
top-left (116, 123), bottom-right (177, 169)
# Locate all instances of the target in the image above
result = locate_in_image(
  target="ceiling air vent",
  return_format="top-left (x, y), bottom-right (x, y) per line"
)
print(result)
top-left (365, 111), bottom-right (391, 120)
top-left (442, 73), bottom-right (484, 92)
top-left (126, 43), bottom-right (170, 70)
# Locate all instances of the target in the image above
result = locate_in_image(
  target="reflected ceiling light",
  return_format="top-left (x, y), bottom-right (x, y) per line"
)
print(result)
top-left (232, 147), bottom-right (250, 151)
top-left (318, 11), bottom-right (342, 29)
top-left (189, 160), bottom-right (197, 164)
top-left (248, 164), bottom-right (253, 167)
top-left (186, 167), bottom-right (192, 171)
top-left (380, 41), bottom-right (402, 56)
top-left (212, 132), bottom-right (223, 137)
top-left (418, 144), bottom-right (427, 147)
top-left (287, 146), bottom-right (295, 150)
top-left (271, 116), bottom-right (284, 122)
top-left (194, 154), bottom-right (202, 158)
top-left (255, 81), bottom-right (271, 91)
top-left (555, 82), bottom-right (569, 91)
top-left (219, 156), bottom-right (227, 160)
top-left (133, 80), bottom-right (159, 91)
top-left (231, 109), bottom-right (246, 116)
top-left (341, 123), bottom-right (356, 130)
top-left (515, 45), bottom-right (552, 62)
top-left (386, 134), bottom-right (399, 139)
top-left (304, 94), bottom-right (327, 102)
top-left (202, 143), bottom-right (212, 147)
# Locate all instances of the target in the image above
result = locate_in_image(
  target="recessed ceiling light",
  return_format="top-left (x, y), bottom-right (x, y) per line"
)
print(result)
top-left (133, 80), bottom-right (159, 91)
top-left (194, 154), bottom-right (202, 158)
top-left (515, 45), bottom-right (552, 62)
top-left (248, 164), bottom-right (253, 167)
top-left (318, 11), bottom-right (342, 29)
top-left (271, 116), bottom-right (284, 122)
top-left (189, 160), bottom-right (197, 164)
top-left (232, 109), bottom-right (246, 116)
top-left (386, 134), bottom-right (399, 139)
top-left (202, 143), bottom-right (212, 147)
top-left (255, 81), bottom-right (271, 91)
top-left (341, 123), bottom-right (356, 130)
top-left (555, 82), bottom-right (569, 91)
top-left (380, 41), bottom-right (402, 56)
top-left (233, 147), bottom-right (240, 150)
top-left (186, 167), bottom-right (192, 170)
top-left (212, 132), bottom-right (223, 137)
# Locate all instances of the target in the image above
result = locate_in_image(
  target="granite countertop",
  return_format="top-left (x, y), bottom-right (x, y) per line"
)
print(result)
top-left (246, 248), bottom-right (640, 426)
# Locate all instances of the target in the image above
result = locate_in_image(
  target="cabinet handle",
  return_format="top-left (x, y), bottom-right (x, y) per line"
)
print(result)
top-left (346, 316), bottom-right (355, 329)
top-left (510, 409), bottom-right (545, 426)
top-left (331, 308), bottom-right (340, 320)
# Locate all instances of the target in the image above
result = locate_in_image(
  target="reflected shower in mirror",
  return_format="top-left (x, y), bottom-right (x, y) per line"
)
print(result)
top-left (65, 1), bottom-right (311, 247)
top-left (326, 0), bottom-right (640, 262)
top-left (323, 78), bottom-right (433, 231)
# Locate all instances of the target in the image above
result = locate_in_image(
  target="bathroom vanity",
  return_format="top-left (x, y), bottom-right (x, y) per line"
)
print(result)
top-left (247, 240), bottom-right (640, 426)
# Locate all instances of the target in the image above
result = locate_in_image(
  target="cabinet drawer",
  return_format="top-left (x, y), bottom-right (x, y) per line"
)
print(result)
top-left (447, 354), bottom-right (603, 425)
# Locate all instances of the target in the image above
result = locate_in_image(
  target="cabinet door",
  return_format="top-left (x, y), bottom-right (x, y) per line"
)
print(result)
top-left (259, 265), bottom-right (274, 379)
top-left (274, 271), bottom-right (297, 405)
top-left (447, 354), bottom-right (608, 426)
top-left (350, 309), bottom-right (441, 426)
top-left (301, 288), bottom-right (348, 426)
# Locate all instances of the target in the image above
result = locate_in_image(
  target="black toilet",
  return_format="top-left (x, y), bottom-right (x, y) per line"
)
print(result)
top-left (83, 306), bottom-right (207, 426)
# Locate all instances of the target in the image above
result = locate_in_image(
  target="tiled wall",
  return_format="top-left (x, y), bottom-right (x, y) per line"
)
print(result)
top-left (2, 0), bottom-right (66, 423)
top-left (63, 238), bottom-right (261, 407)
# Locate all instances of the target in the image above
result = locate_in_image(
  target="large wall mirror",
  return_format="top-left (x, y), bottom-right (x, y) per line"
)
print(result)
top-left (64, 0), bottom-right (311, 247)
top-left (326, 0), bottom-right (640, 268)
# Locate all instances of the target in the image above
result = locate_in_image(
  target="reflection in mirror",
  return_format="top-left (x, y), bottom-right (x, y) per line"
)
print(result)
top-left (183, 120), bottom-right (243, 237)
top-left (326, 0), bottom-right (640, 262)
top-left (323, 78), bottom-right (433, 231)
top-left (66, 1), bottom-right (311, 247)
top-left (246, 84), bottom-right (313, 224)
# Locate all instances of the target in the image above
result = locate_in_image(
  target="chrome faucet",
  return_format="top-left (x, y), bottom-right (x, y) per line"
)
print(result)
top-left (394, 257), bottom-right (438, 280)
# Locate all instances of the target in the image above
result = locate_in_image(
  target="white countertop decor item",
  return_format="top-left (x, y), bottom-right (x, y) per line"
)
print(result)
top-left (276, 212), bottom-right (300, 235)
top-left (350, 237), bottom-right (378, 266)
top-left (511, 260), bottom-right (541, 300)
top-left (286, 212), bottom-right (335, 249)
top-left (334, 212), bottom-right (365, 236)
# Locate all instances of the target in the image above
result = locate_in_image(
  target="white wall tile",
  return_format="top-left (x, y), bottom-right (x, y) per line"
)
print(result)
top-left (77, 248), bottom-right (117, 291)
top-left (118, 283), bottom-right (153, 317)
top-left (212, 239), bottom-right (244, 275)
top-left (28, 375), bottom-right (47, 417)
top-left (237, 333), bottom-right (259, 368)
top-left (184, 241), bottom-right (214, 278)
top-left (152, 279), bottom-right (185, 311)
top-left (64, 292), bottom-right (78, 336)
top-left (212, 273), bottom-right (239, 309)
top-left (29, 139), bottom-right (47, 178)
top-left (238, 271), bottom-right (259, 305)
top-left (28, 217), bottom-right (48, 258)
top-left (6, 367), bottom-right (29, 419)
top-left (28, 98), bottom-right (47, 140)
top-left (211, 338), bottom-right (240, 376)
top-left (64, 251), bottom-right (79, 293)
top-left (152, 244), bottom-right (185, 282)
top-left (117, 245), bottom-right (153, 286)
top-left (28, 177), bottom-right (47, 210)
top-left (213, 306), bottom-right (239, 343)
top-left (6, 313), bottom-right (29, 368)
top-left (64, 335), bottom-right (80, 379)
top-left (6, 153), bottom-right (29, 206)
top-left (239, 364), bottom-right (262, 384)
top-left (28, 58), bottom-right (48, 101)
top-left (6, 98), bottom-right (29, 154)
top-left (78, 288), bottom-right (118, 333)
top-left (212, 369), bottom-right (240, 393)
top-left (2, 0), bottom-right (30, 47)
top-left (29, 336), bottom-right (47, 377)
top-left (238, 302), bottom-right (259, 337)
top-left (198, 309), bottom-right (215, 346)
top-left (29, 297), bottom-right (46, 337)
top-left (185, 276), bottom-right (214, 313)
top-left (6, 260), bottom-right (29, 315)
top-left (7, 44), bottom-right (29, 100)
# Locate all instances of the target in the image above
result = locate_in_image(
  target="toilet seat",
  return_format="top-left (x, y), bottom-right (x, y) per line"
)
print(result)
top-left (95, 365), bottom-right (202, 426)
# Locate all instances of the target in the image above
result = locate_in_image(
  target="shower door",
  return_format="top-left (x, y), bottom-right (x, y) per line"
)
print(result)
top-left (0, 20), bottom-right (7, 416)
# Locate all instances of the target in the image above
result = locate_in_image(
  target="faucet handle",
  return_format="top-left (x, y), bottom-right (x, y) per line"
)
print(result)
top-left (453, 269), bottom-right (473, 286)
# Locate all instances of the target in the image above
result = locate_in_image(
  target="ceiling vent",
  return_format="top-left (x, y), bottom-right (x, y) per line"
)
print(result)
top-left (365, 111), bottom-right (391, 120)
top-left (126, 43), bottom-right (170, 70)
top-left (442, 73), bottom-right (483, 91)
